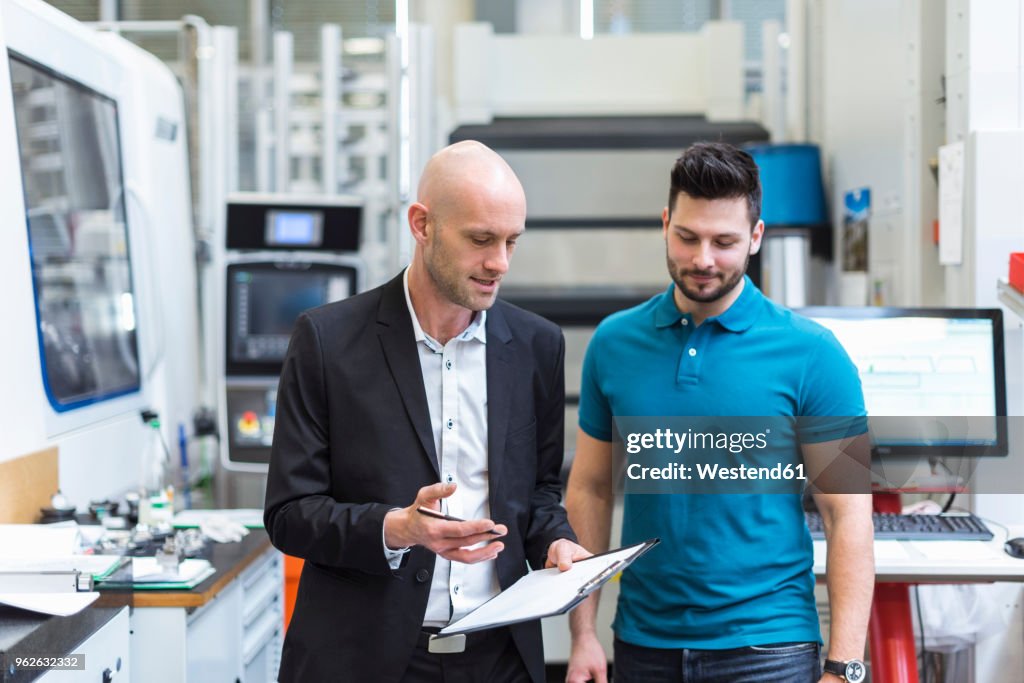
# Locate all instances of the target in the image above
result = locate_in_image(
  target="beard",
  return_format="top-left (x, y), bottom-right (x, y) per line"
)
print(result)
top-left (423, 232), bottom-right (500, 312)
top-left (667, 249), bottom-right (749, 304)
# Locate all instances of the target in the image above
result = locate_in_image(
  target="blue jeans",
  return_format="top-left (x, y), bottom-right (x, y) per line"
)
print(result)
top-left (613, 638), bottom-right (821, 683)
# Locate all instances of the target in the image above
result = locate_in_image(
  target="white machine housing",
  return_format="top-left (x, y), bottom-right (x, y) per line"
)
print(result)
top-left (0, 0), bottom-right (201, 505)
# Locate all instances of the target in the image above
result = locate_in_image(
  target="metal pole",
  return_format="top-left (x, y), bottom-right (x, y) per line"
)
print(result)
top-left (321, 24), bottom-right (340, 195)
top-left (386, 33), bottom-right (403, 275)
top-left (273, 31), bottom-right (293, 193)
top-left (98, 0), bottom-right (117, 23)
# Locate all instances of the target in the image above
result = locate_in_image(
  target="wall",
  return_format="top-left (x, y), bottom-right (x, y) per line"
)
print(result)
top-left (816, 0), bottom-right (918, 306)
top-left (815, 1), bottom-right (1024, 678)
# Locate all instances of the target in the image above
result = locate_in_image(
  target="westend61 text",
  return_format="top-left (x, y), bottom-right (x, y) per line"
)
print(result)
top-left (626, 462), bottom-right (807, 481)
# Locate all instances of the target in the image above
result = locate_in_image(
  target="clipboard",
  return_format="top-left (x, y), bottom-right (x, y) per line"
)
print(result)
top-left (439, 538), bottom-right (659, 636)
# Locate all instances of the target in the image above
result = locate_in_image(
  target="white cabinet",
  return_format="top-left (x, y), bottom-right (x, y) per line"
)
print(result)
top-left (239, 551), bottom-right (284, 682)
top-left (39, 607), bottom-right (130, 683)
top-left (129, 547), bottom-right (283, 683)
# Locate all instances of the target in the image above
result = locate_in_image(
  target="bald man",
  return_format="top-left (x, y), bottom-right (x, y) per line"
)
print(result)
top-left (265, 141), bottom-right (587, 683)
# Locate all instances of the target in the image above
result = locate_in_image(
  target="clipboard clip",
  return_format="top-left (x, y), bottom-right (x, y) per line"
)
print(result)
top-left (577, 560), bottom-right (626, 596)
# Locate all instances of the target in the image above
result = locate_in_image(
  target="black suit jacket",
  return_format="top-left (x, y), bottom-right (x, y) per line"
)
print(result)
top-left (264, 272), bottom-right (576, 683)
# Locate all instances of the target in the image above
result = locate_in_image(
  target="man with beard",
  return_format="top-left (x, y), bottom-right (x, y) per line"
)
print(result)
top-left (563, 142), bottom-right (874, 683)
top-left (265, 140), bottom-right (588, 683)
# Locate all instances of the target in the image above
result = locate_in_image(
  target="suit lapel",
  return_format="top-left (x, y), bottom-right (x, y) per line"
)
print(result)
top-left (376, 273), bottom-right (440, 477)
top-left (486, 304), bottom-right (514, 515)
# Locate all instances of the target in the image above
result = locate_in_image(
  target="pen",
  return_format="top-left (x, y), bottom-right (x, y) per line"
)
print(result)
top-left (416, 506), bottom-right (503, 535)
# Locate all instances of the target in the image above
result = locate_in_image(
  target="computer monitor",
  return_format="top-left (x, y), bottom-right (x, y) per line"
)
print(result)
top-left (798, 307), bottom-right (1007, 458)
top-left (226, 261), bottom-right (358, 376)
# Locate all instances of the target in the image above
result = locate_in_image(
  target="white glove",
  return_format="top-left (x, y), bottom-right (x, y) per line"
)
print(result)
top-left (199, 515), bottom-right (250, 543)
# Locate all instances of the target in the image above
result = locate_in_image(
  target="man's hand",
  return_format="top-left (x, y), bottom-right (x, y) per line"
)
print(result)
top-left (384, 483), bottom-right (507, 563)
top-left (545, 538), bottom-right (592, 571)
top-left (565, 629), bottom-right (608, 683)
top-left (819, 675), bottom-right (844, 683)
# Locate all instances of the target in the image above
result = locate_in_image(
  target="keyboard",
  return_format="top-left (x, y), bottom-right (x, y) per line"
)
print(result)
top-left (805, 511), bottom-right (994, 541)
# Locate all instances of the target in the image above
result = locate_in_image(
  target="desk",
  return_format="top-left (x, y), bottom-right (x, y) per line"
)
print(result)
top-left (97, 531), bottom-right (282, 683)
top-left (812, 537), bottom-right (1024, 583)
top-left (96, 531), bottom-right (274, 609)
top-left (812, 533), bottom-right (1024, 683)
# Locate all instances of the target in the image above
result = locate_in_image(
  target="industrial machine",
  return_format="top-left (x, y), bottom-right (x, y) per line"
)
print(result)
top-left (218, 194), bottom-right (364, 471)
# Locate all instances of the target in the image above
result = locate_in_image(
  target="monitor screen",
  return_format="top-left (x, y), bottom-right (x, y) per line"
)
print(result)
top-left (226, 262), bottom-right (357, 375)
top-left (799, 307), bottom-right (1007, 457)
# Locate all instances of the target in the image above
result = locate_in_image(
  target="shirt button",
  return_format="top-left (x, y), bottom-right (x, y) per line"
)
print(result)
top-left (445, 359), bottom-right (452, 370)
top-left (688, 348), bottom-right (697, 357)
top-left (445, 472), bottom-right (454, 483)
top-left (681, 319), bottom-right (689, 326)
top-left (447, 419), bottom-right (454, 430)
top-left (415, 569), bottom-right (430, 583)
top-left (453, 584), bottom-right (461, 595)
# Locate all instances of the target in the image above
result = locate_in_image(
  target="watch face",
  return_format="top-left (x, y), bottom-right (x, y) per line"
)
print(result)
top-left (845, 660), bottom-right (867, 683)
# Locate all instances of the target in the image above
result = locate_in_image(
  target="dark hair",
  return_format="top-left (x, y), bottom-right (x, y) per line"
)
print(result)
top-left (668, 142), bottom-right (762, 228)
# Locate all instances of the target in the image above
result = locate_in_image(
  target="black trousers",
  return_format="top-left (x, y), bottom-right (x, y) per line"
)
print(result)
top-left (401, 628), bottom-right (531, 683)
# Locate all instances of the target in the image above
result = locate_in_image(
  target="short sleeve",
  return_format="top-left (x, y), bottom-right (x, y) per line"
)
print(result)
top-left (578, 325), bottom-right (614, 442)
top-left (797, 330), bottom-right (869, 443)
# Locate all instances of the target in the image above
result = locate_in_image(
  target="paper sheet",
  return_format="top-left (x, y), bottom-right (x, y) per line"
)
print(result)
top-left (909, 541), bottom-right (1004, 562)
top-left (0, 592), bottom-right (98, 616)
top-left (0, 523), bottom-right (79, 558)
top-left (873, 542), bottom-right (912, 562)
top-left (132, 558), bottom-right (213, 584)
top-left (0, 555), bottom-right (123, 579)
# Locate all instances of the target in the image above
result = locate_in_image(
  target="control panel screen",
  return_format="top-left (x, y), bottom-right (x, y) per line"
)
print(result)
top-left (265, 210), bottom-right (324, 247)
top-left (227, 262), bottom-right (357, 374)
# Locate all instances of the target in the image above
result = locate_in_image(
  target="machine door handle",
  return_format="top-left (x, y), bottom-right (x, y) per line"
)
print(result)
top-left (102, 656), bottom-right (123, 682)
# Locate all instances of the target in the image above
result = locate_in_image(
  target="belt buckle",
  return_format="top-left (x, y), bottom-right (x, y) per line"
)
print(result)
top-left (428, 633), bottom-right (467, 654)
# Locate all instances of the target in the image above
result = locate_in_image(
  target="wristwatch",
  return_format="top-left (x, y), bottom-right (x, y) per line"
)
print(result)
top-left (823, 658), bottom-right (866, 682)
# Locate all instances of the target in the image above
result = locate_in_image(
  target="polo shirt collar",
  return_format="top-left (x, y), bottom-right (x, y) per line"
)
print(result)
top-left (710, 276), bottom-right (760, 333)
top-left (654, 275), bottom-right (761, 333)
top-left (654, 283), bottom-right (684, 328)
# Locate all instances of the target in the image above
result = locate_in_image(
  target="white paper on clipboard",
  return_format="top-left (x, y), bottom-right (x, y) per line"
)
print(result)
top-left (439, 539), bottom-right (658, 635)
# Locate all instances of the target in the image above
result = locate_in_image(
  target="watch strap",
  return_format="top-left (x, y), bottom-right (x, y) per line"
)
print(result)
top-left (824, 658), bottom-right (866, 682)
top-left (823, 659), bottom-right (847, 678)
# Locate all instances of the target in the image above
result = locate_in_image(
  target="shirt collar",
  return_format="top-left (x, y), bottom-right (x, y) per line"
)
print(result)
top-left (654, 282), bottom-right (685, 328)
top-left (654, 275), bottom-right (761, 333)
top-left (402, 266), bottom-right (487, 347)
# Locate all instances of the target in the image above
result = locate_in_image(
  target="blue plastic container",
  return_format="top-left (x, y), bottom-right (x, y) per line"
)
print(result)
top-left (744, 143), bottom-right (828, 227)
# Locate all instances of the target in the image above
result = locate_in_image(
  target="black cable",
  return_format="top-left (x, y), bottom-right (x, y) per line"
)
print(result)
top-left (914, 585), bottom-right (928, 683)
top-left (941, 492), bottom-right (956, 513)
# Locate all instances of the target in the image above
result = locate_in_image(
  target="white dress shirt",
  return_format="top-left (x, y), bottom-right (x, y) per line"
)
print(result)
top-left (383, 267), bottom-right (501, 626)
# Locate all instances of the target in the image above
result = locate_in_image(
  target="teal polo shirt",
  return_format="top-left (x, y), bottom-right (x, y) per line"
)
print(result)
top-left (578, 276), bottom-right (867, 649)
